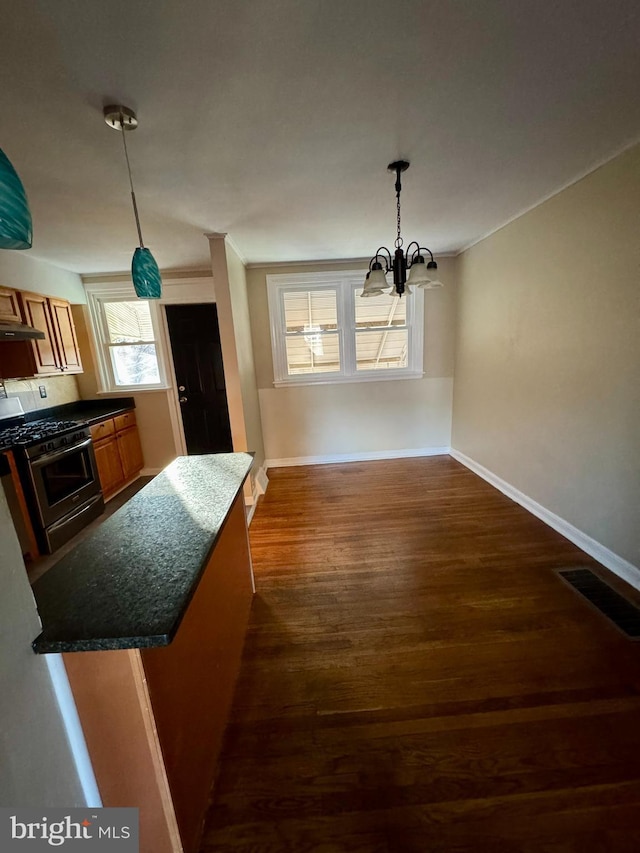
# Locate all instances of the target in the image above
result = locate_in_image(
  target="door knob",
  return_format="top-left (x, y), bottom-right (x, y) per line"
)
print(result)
top-left (179, 396), bottom-right (188, 403)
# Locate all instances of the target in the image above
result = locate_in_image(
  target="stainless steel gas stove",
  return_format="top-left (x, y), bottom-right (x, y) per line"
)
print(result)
top-left (0, 399), bottom-right (104, 554)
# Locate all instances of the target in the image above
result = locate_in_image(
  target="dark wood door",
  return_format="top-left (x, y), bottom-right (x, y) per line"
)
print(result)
top-left (165, 304), bottom-right (233, 455)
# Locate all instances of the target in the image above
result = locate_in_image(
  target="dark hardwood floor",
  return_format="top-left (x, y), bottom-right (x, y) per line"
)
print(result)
top-left (200, 457), bottom-right (640, 852)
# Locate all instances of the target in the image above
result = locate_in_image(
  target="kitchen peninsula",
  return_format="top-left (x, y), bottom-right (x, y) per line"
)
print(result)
top-left (31, 453), bottom-right (255, 853)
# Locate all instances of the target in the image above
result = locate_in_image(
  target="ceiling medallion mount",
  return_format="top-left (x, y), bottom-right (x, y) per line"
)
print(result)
top-left (388, 159), bottom-right (410, 174)
top-left (103, 104), bottom-right (138, 132)
top-left (103, 104), bottom-right (161, 299)
top-left (362, 160), bottom-right (443, 298)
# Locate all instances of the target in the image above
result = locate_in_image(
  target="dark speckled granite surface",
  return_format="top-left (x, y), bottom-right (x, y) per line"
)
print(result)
top-left (28, 397), bottom-right (135, 426)
top-left (31, 453), bottom-right (253, 654)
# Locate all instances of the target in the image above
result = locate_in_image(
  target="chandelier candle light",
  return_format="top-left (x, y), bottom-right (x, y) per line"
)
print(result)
top-left (362, 160), bottom-right (443, 298)
top-left (104, 105), bottom-right (162, 299)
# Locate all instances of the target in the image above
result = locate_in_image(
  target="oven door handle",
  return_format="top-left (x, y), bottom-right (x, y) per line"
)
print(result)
top-left (29, 437), bottom-right (93, 468)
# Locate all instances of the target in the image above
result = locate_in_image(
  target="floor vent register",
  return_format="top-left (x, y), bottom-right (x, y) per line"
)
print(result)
top-left (557, 568), bottom-right (640, 639)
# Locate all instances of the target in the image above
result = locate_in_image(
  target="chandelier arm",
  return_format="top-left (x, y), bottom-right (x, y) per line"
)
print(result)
top-left (370, 247), bottom-right (392, 272)
top-left (407, 245), bottom-right (435, 266)
top-left (405, 241), bottom-right (421, 265)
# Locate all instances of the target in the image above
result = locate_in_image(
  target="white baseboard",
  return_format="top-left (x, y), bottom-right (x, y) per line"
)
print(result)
top-left (246, 500), bottom-right (257, 525)
top-left (243, 467), bottom-right (268, 525)
top-left (265, 446), bottom-right (450, 470)
top-left (255, 466), bottom-right (269, 495)
top-left (450, 448), bottom-right (640, 592)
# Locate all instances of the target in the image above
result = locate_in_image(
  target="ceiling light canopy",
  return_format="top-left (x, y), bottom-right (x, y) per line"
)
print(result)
top-left (0, 148), bottom-right (32, 250)
top-left (362, 161), bottom-right (443, 298)
top-left (104, 105), bottom-right (162, 299)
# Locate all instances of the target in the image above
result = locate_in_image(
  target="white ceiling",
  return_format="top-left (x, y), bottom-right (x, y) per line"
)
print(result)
top-left (2, 0), bottom-right (640, 274)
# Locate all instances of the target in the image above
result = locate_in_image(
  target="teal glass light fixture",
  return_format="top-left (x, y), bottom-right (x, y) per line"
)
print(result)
top-left (104, 105), bottom-right (162, 299)
top-left (0, 148), bottom-right (33, 250)
top-left (131, 247), bottom-right (162, 299)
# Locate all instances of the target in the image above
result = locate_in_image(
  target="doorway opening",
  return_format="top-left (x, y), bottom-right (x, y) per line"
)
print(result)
top-left (165, 304), bottom-right (233, 455)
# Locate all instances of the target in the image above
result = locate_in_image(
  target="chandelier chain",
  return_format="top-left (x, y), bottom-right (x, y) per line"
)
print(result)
top-left (395, 186), bottom-right (402, 249)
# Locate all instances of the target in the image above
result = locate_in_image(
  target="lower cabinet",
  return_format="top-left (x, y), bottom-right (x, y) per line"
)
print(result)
top-left (91, 411), bottom-right (144, 499)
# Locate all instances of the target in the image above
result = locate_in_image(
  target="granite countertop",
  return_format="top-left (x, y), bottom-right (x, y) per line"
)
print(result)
top-left (31, 453), bottom-right (253, 654)
top-left (28, 397), bottom-right (136, 426)
top-left (0, 399), bottom-right (135, 451)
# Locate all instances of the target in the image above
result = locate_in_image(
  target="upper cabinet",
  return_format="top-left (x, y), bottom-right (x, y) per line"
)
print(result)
top-left (18, 291), bottom-right (60, 374)
top-left (0, 286), bottom-right (23, 324)
top-left (46, 297), bottom-right (83, 373)
top-left (0, 288), bottom-right (83, 379)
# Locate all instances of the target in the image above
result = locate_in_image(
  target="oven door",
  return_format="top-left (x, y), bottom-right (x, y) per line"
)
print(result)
top-left (28, 437), bottom-right (102, 528)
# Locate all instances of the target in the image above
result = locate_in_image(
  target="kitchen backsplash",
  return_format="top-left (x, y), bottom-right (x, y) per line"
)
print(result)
top-left (3, 375), bottom-right (81, 413)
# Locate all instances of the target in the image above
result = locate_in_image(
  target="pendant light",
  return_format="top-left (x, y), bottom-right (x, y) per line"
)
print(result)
top-left (0, 148), bottom-right (32, 250)
top-left (104, 105), bottom-right (162, 299)
top-left (362, 161), bottom-right (443, 298)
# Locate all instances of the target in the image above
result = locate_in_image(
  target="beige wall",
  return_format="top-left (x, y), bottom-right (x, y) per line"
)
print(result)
top-left (452, 143), bottom-right (640, 568)
top-left (246, 258), bottom-right (456, 463)
top-left (0, 251), bottom-right (85, 303)
top-left (225, 242), bottom-right (266, 472)
top-left (72, 305), bottom-right (177, 472)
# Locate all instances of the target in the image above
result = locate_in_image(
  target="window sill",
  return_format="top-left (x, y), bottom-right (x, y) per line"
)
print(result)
top-left (95, 385), bottom-right (172, 395)
top-left (273, 371), bottom-right (424, 388)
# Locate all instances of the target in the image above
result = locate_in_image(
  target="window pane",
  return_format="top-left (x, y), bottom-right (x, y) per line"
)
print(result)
top-left (355, 329), bottom-right (408, 371)
top-left (283, 290), bottom-right (338, 332)
top-left (104, 301), bottom-right (155, 343)
top-left (354, 288), bottom-right (406, 328)
top-left (285, 332), bottom-right (340, 375)
top-left (110, 344), bottom-right (161, 385)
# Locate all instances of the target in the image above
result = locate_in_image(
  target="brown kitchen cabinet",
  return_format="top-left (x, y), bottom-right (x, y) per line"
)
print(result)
top-left (18, 291), bottom-right (59, 374)
top-left (48, 298), bottom-right (83, 372)
top-left (0, 290), bottom-right (83, 379)
top-left (0, 286), bottom-right (23, 324)
top-left (91, 411), bottom-right (144, 499)
top-left (19, 291), bottom-right (83, 375)
top-left (1, 449), bottom-right (40, 561)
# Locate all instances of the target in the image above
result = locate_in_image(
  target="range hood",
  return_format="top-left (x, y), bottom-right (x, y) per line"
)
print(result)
top-left (0, 321), bottom-right (45, 341)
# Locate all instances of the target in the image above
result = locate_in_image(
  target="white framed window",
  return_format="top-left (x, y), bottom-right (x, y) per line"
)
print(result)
top-left (85, 285), bottom-right (169, 392)
top-left (267, 271), bottom-right (424, 386)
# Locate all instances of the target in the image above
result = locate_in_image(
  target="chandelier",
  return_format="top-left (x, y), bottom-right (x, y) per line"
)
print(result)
top-left (104, 105), bottom-right (162, 299)
top-left (362, 160), bottom-right (442, 298)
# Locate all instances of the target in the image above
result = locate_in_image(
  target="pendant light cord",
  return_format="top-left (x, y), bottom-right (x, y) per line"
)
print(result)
top-left (120, 116), bottom-right (145, 248)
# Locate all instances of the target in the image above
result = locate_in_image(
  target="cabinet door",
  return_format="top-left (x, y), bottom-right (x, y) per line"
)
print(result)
top-left (49, 298), bottom-right (83, 373)
top-left (93, 437), bottom-right (124, 497)
top-left (0, 286), bottom-right (22, 323)
top-left (18, 291), bottom-right (60, 374)
top-left (117, 426), bottom-right (144, 481)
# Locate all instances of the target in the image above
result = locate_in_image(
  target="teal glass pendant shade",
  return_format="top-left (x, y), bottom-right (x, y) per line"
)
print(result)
top-left (132, 247), bottom-right (162, 299)
top-left (0, 148), bottom-right (33, 250)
